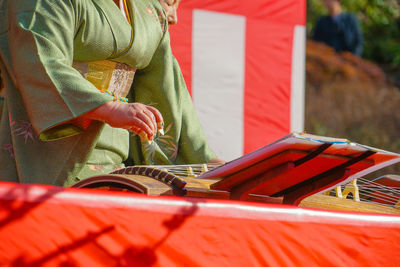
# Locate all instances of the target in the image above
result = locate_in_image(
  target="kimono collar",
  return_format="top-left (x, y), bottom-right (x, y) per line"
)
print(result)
top-left (119, 0), bottom-right (131, 24)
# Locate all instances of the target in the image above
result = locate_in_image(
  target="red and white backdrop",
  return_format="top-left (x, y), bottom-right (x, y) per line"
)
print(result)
top-left (170, 0), bottom-right (306, 161)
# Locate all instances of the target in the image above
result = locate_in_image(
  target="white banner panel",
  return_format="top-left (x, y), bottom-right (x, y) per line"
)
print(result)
top-left (192, 10), bottom-right (246, 161)
top-left (290, 25), bottom-right (306, 133)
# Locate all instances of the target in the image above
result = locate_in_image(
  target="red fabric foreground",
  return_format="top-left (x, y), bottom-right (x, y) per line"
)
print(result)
top-left (0, 182), bottom-right (399, 266)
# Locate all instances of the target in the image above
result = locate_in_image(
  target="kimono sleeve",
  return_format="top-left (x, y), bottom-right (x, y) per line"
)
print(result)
top-left (7, 0), bottom-right (113, 140)
top-left (130, 32), bottom-right (217, 164)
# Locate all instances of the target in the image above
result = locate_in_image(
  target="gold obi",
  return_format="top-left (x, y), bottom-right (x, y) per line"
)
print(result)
top-left (73, 60), bottom-right (136, 102)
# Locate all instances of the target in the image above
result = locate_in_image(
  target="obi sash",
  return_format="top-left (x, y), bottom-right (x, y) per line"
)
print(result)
top-left (73, 60), bottom-right (136, 101)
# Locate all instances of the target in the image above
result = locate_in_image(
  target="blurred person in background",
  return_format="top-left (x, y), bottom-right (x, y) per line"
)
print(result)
top-left (312, 0), bottom-right (363, 56)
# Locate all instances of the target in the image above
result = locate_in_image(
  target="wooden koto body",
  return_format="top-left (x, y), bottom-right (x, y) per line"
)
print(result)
top-left (73, 166), bottom-right (282, 204)
top-left (72, 133), bottom-right (400, 215)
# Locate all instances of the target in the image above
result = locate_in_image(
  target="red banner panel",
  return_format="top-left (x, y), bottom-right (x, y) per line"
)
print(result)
top-left (170, 0), bottom-right (306, 160)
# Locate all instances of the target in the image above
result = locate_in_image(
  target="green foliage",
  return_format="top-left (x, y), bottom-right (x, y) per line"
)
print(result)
top-left (307, 0), bottom-right (400, 66)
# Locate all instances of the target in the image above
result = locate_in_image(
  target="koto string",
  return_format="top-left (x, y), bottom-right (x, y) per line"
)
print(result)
top-left (338, 177), bottom-right (400, 206)
top-left (133, 164), bottom-right (222, 177)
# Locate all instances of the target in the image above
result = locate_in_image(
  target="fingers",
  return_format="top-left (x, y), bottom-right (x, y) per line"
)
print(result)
top-left (130, 116), bottom-right (154, 140)
top-left (137, 109), bottom-right (156, 137)
top-left (98, 102), bottom-right (164, 141)
top-left (142, 108), bottom-right (157, 134)
top-left (131, 104), bottom-right (164, 141)
top-left (146, 105), bottom-right (164, 132)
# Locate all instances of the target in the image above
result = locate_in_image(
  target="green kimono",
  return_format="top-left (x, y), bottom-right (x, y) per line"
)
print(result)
top-left (0, 0), bottom-right (216, 186)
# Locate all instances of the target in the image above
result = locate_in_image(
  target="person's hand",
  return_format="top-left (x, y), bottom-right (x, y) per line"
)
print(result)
top-left (83, 101), bottom-right (163, 140)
